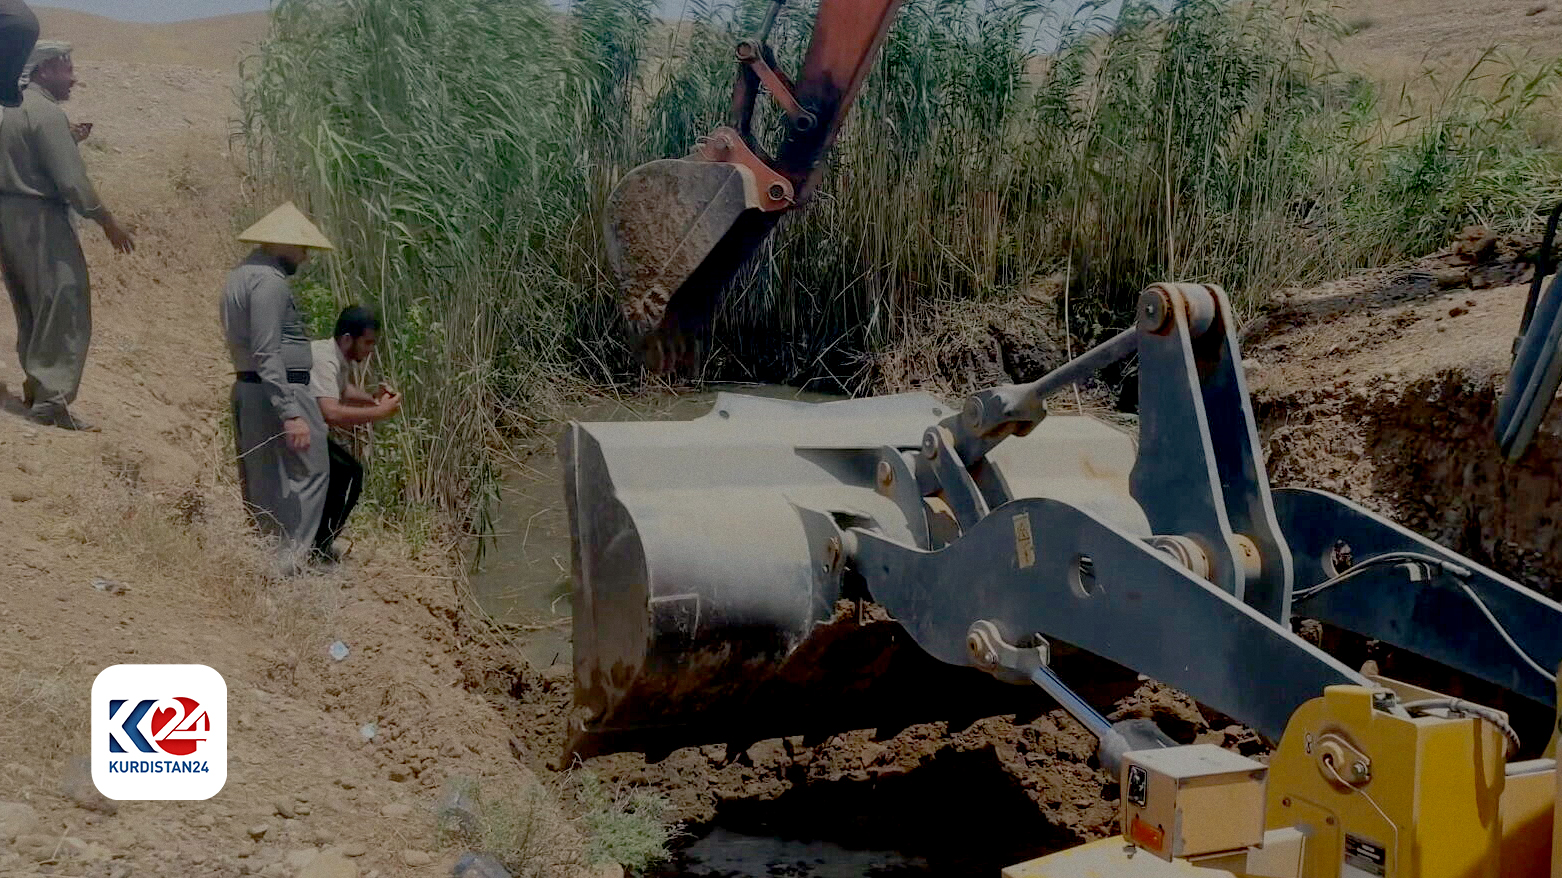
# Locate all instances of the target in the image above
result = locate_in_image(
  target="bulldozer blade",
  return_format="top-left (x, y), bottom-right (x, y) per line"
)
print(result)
top-left (603, 157), bottom-right (762, 341)
top-left (560, 391), bottom-right (1151, 761)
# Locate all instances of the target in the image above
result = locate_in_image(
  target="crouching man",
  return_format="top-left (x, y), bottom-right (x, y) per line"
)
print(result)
top-left (310, 305), bottom-right (400, 563)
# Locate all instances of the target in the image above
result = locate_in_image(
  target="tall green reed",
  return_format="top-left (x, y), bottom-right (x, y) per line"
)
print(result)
top-left (241, 0), bottom-right (1562, 530)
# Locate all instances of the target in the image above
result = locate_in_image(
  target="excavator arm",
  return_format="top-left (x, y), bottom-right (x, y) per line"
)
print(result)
top-left (604, 0), bottom-right (904, 370)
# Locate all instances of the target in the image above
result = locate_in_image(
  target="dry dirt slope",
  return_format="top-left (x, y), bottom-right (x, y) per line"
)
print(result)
top-left (33, 7), bottom-right (269, 70)
top-left (0, 12), bottom-right (593, 878)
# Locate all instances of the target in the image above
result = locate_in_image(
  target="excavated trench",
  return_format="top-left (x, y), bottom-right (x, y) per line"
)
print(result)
top-left (642, 744), bottom-right (1088, 877)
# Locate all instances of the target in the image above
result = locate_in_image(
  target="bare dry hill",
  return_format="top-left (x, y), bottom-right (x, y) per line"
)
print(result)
top-left (34, 6), bottom-right (268, 70)
top-left (1333, 0), bottom-right (1562, 91)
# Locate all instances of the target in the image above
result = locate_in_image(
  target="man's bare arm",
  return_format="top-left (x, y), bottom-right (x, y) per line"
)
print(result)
top-left (318, 393), bottom-right (401, 429)
top-left (340, 383), bottom-right (378, 407)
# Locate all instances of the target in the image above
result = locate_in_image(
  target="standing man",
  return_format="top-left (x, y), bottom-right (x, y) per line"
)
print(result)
top-left (309, 305), bottom-right (401, 563)
top-left (0, 40), bottom-right (134, 430)
top-left (222, 202), bottom-right (335, 574)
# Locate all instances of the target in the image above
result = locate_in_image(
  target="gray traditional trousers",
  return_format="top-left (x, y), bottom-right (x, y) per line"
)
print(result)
top-left (232, 380), bottom-right (328, 564)
top-left (0, 195), bottom-right (88, 406)
top-left (0, 85), bottom-right (105, 408)
top-left (223, 250), bottom-right (328, 567)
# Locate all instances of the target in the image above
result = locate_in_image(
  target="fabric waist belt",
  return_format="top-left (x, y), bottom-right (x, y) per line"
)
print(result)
top-left (237, 370), bottom-right (310, 385)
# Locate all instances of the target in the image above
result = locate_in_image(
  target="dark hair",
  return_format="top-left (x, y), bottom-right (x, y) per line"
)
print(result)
top-left (334, 305), bottom-right (381, 340)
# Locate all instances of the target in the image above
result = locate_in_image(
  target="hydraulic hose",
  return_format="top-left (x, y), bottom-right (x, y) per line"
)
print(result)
top-left (1402, 698), bottom-right (1521, 757)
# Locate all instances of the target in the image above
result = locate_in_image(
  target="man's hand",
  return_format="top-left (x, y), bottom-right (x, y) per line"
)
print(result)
top-left (377, 392), bottom-right (402, 418)
top-left (70, 122), bottom-right (91, 143)
top-left (102, 216), bottom-right (134, 254)
top-left (283, 417), bottom-right (311, 453)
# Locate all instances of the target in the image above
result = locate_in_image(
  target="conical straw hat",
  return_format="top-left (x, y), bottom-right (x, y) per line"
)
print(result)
top-left (238, 202), bottom-right (335, 251)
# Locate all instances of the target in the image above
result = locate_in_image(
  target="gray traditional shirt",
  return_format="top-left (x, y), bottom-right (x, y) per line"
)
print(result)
top-left (0, 84), bottom-right (105, 220)
top-left (221, 249), bottom-right (312, 421)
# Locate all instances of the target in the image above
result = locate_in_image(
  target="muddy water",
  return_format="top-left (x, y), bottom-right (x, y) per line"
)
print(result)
top-left (467, 390), bottom-right (709, 671)
top-left (650, 828), bottom-right (934, 877)
top-left (472, 385), bottom-right (972, 876)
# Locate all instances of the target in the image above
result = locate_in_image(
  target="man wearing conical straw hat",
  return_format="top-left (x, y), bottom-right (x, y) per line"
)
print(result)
top-left (221, 202), bottom-right (335, 574)
top-left (0, 39), bottom-right (135, 430)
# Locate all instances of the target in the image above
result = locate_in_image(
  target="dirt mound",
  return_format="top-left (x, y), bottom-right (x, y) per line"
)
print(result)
top-left (870, 289), bottom-right (1129, 409)
top-left (1246, 229), bottom-right (1562, 596)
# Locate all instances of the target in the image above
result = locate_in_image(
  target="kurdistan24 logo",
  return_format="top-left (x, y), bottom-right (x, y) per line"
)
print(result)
top-left (93, 665), bottom-right (227, 800)
top-left (106, 696), bottom-right (212, 759)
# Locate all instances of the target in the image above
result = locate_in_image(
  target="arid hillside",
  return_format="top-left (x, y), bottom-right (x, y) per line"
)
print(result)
top-left (35, 6), bottom-right (268, 69)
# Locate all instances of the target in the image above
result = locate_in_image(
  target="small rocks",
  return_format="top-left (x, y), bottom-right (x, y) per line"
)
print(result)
top-left (285, 848), bottom-right (320, 870)
top-left (246, 822), bottom-right (271, 841)
top-left (274, 799), bottom-right (297, 819)
top-left (380, 803), bottom-right (413, 819)
top-left (13, 833), bottom-right (56, 861)
top-left (1430, 266), bottom-right (1468, 289)
top-left (437, 785), bottom-right (480, 837)
top-left (9, 491), bottom-right (31, 503)
top-left (388, 766), bottom-right (412, 783)
top-left (0, 800), bottom-right (39, 842)
top-left (91, 578), bottom-right (129, 595)
top-left (107, 829), bottom-right (136, 851)
top-left (258, 863), bottom-right (289, 878)
top-left (1453, 225), bottom-right (1498, 263)
top-left (454, 853), bottom-right (513, 878)
top-left (60, 756), bottom-right (118, 815)
top-left (299, 850), bottom-right (360, 878)
top-left (191, 812), bottom-right (216, 829)
top-left (401, 849), bottom-right (433, 867)
top-left (341, 843), bottom-right (368, 858)
top-left (1448, 305), bottom-right (1468, 318)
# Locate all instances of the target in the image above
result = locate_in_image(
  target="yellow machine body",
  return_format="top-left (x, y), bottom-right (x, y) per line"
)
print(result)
top-left (1007, 685), bottom-right (1560, 878)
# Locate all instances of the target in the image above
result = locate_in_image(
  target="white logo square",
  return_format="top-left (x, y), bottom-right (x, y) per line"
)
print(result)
top-left (91, 664), bottom-right (227, 800)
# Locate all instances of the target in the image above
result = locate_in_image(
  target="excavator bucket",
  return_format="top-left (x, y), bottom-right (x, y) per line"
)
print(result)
top-left (603, 158), bottom-right (760, 351)
top-left (560, 390), bottom-right (1152, 760)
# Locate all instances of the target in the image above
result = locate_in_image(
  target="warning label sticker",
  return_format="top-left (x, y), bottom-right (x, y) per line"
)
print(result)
top-left (1013, 513), bottom-right (1035, 569)
top-left (1343, 833), bottom-right (1386, 878)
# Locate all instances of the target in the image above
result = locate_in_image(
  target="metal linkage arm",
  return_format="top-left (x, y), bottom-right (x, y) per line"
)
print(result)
top-left (951, 327), bottom-right (1138, 462)
top-left (848, 496), bottom-right (1366, 742)
top-left (925, 285), bottom-right (1295, 631)
top-left (1277, 488), bottom-right (1562, 704)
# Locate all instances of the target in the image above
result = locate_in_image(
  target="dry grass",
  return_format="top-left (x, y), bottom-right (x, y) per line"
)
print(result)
top-left (58, 429), bottom-right (342, 689)
top-left (435, 777), bottom-right (586, 878)
top-left (0, 667), bottom-right (77, 768)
